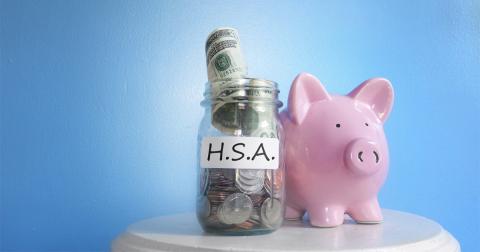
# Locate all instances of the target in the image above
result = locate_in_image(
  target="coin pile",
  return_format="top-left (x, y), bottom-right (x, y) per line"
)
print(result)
top-left (198, 28), bottom-right (283, 232)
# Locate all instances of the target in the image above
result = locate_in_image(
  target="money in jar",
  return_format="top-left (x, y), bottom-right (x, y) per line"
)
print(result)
top-left (205, 28), bottom-right (252, 135)
top-left (197, 77), bottom-right (285, 235)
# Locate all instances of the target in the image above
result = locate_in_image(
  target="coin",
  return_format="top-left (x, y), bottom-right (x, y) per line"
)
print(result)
top-left (249, 193), bottom-right (266, 208)
top-left (197, 196), bottom-right (211, 218)
top-left (266, 168), bottom-right (283, 198)
top-left (238, 175), bottom-right (264, 186)
top-left (199, 168), bottom-right (209, 195)
top-left (237, 181), bottom-right (264, 194)
top-left (260, 198), bottom-right (282, 228)
top-left (234, 126), bottom-right (276, 194)
top-left (217, 193), bottom-right (253, 224)
top-left (235, 219), bottom-right (259, 230)
top-left (264, 179), bottom-right (272, 196)
top-left (207, 191), bottom-right (231, 205)
top-left (208, 168), bottom-right (236, 192)
top-left (238, 177), bottom-right (264, 187)
top-left (236, 169), bottom-right (265, 194)
top-left (238, 169), bottom-right (265, 178)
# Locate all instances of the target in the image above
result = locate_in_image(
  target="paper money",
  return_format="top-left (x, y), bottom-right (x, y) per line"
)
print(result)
top-left (199, 28), bottom-right (284, 233)
top-left (206, 27), bottom-right (247, 82)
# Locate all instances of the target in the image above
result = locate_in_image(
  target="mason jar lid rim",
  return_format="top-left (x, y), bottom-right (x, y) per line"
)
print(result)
top-left (201, 78), bottom-right (282, 108)
top-left (208, 78), bottom-right (278, 88)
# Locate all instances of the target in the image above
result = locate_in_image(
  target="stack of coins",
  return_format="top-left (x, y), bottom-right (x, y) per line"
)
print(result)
top-left (236, 169), bottom-right (265, 194)
top-left (199, 28), bottom-right (283, 232)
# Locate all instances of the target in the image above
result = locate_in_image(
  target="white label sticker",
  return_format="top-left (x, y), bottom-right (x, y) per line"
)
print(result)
top-left (200, 137), bottom-right (279, 169)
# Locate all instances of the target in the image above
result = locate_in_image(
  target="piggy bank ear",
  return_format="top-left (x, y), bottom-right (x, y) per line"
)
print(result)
top-left (288, 73), bottom-right (331, 125)
top-left (349, 78), bottom-right (394, 123)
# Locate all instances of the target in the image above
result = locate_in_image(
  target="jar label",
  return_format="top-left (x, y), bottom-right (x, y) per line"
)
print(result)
top-left (200, 137), bottom-right (279, 169)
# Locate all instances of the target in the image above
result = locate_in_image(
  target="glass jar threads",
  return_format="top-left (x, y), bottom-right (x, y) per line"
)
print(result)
top-left (197, 78), bottom-right (285, 235)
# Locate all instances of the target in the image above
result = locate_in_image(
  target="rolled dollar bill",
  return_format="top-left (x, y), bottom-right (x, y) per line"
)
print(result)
top-left (206, 27), bottom-right (247, 82)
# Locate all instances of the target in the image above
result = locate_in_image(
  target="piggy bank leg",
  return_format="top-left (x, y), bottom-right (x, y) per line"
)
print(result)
top-left (285, 205), bottom-right (305, 220)
top-left (308, 205), bottom-right (345, 227)
top-left (348, 198), bottom-right (383, 224)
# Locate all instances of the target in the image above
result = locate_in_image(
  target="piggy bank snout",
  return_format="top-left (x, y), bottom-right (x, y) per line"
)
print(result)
top-left (345, 138), bottom-right (382, 175)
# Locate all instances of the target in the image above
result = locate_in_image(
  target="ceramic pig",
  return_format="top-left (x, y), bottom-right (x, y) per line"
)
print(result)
top-left (281, 73), bottom-right (394, 227)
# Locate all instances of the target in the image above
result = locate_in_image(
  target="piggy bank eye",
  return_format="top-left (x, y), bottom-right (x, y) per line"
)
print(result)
top-left (336, 123), bottom-right (341, 128)
top-left (365, 122), bottom-right (369, 126)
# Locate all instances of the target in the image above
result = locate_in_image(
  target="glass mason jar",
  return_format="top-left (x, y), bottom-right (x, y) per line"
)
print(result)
top-left (197, 78), bottom-right (285, 235)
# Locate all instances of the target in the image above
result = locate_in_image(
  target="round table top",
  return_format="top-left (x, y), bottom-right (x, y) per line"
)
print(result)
top-left (112, 209), bottom-right (460, 252)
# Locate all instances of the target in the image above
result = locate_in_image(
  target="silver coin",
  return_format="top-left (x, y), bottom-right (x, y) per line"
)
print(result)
top-left (264, 169), bottom-right (275, 197)
top-left (253, 127), bottom-right (280, 198)
top-left (263, 177), bottom-right (272, 196)
top-left (217, 193), bottom-right (253, 224)
top-left (236, 173), bottom-right (265, 194)
top-left (237, 180), bottom-right (264, 194)
top-left (238, 176), bottom-right (264, 187)
top-left (235, 168), bottom-right (264, 194)
top-left (250, 212), bottom-right (261, 221)
top-left (238, 173), bottom-right (264, 185)
top-left (216, 204), bottom-right (226, 223)
top-left (238, 169), bottom-right (265, 179)
top-left (237, 179), bottom-right (264, 190)
top-left (260, 198), bottom-right (282, 228)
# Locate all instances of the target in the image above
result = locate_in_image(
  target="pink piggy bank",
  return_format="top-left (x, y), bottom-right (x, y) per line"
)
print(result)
top-left (281, 73), bottom-right (394, 227)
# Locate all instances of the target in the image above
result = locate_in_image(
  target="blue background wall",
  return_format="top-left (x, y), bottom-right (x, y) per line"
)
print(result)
top-left (1, 0), bottom-right (478, 251)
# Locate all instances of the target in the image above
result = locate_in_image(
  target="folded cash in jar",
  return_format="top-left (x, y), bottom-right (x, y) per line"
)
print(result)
top-left (198, 27), bottom-right (283, 233)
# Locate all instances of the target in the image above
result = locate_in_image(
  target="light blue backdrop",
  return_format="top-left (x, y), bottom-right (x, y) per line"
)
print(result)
top-left (1, 0), bottom-right (478, 251)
